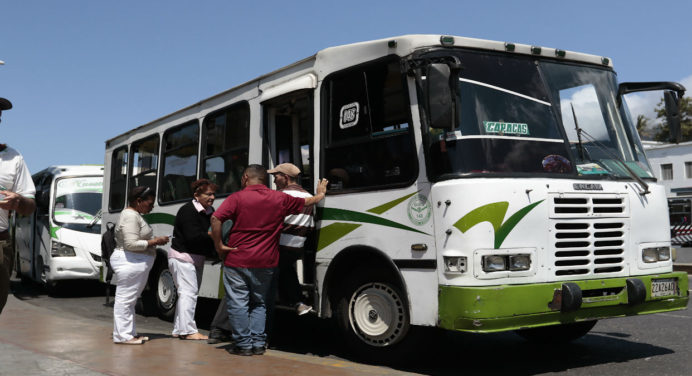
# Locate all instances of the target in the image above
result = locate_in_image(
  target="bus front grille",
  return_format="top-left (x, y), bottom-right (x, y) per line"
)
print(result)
top-left (550, 195), bottom-right (627, 218)
top-left (551, 221), bottom-right (626, 277)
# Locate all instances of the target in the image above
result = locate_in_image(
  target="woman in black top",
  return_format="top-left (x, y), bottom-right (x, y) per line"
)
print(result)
top-left (168, 179), bottom-right (218, 340)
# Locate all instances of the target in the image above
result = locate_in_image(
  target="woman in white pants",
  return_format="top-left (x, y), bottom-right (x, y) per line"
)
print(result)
top-left (168, 179), bottom-right (217, 340)
top-left (111, 186), bottom-right (169, 345)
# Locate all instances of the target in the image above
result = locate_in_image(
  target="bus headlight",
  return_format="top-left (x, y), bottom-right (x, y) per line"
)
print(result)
top-left (51, 241), bottom-right (76, 257)
top-left (642, 247), bottom-right (670, 263)
top-left (443, 256), bottom-right (467, 273)
top-left (482, 255), bottom-right (507, 272)
top-left (509, 254), bottom-right (532, 271)
top-left (657, 247), bottom-right (671, 261)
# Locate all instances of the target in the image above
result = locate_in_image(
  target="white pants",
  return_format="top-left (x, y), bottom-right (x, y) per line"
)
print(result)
top-left (168, 257), bottom-right (203, 336)
top-left (110, 250), bottom-right (155, 343)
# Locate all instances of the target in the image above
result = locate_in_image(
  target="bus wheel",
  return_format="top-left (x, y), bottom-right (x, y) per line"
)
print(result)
top-left (515, 320), bottom-right (598, 343)
top-left (144, 261), bottom-right (176, 321)
top-left (336, 271), bottom-right (410, 358)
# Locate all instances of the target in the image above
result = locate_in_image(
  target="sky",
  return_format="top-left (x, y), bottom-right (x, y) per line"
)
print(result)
top-left (1, 0), bottom-right (691, 173)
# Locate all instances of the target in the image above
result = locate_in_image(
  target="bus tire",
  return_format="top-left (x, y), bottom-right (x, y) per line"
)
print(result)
top-left (144, 260), bottom-right (176, 321)
top-left (36, 257), bottom-right (59, 295)
top-left (515, 320), bottom-right (598, 343)
top-left (335, 269), bottom-right (411, 360)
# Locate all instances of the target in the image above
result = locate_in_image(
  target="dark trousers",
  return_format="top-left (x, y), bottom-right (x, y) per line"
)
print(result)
top-left (210, 294), bottom-right (232, 332)
top-left (278, 249), bottom-right (302, 305)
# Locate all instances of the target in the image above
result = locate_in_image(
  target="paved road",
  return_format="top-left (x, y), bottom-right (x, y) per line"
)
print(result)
top-left (3, 268), bottom-right (690, 375)
top-left (674, 246), bottom-right (692, 264)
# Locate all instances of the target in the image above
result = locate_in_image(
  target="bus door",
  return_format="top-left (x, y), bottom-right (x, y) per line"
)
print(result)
top-left (262, 91), bottom-right (316, 285)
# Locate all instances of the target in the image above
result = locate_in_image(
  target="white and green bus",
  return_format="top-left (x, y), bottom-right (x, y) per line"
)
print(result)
top-left (102, 34), bottom-right (689, 355)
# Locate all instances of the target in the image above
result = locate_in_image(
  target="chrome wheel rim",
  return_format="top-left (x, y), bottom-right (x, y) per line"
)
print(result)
top-left (348, 282), bottom-right (406, 347)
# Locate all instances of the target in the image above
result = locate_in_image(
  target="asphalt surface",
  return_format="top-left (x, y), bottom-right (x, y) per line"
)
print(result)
top-left (1, 249), bottom-right (690, 376)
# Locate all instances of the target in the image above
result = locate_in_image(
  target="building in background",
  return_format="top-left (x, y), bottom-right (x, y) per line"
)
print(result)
top-left (644, 141), bottom-right (692, 197)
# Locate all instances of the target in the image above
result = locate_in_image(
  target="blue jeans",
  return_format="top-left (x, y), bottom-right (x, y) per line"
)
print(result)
top-left (222, 266), bottom-right (275, 349)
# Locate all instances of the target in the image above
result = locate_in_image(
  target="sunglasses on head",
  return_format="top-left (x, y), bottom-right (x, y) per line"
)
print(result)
top-left (136, 186), bottom-right (151, 200)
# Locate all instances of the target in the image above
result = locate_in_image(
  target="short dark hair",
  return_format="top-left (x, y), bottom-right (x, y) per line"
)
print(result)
top-left (244, 164), bottom-right (267, 183)
top-left (190, 178), bottom-right (218, 195)
top-left (128, 186), bottom-right (155, 205)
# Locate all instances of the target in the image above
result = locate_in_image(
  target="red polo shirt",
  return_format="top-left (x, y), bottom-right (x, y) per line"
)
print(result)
top-left (213, 184), bottom-right (305, 268)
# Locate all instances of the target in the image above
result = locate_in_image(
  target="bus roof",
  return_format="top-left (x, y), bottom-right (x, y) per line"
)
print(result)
top-left (34, 165), bottom-right (104, 178)
top-left (105, 34), bottom-right (613, 146)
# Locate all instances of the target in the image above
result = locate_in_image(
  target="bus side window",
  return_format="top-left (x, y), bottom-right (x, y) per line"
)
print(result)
top-left (128, 135), bottom-right (159, 201)
top-left (160, 120), bottom-right (199, 203)
top-left (202, 102), bottom-right (250, 197)
top-left (109, 146), bottom-right (128, 211)
top-left (323, 58), bottom-right (416, 191)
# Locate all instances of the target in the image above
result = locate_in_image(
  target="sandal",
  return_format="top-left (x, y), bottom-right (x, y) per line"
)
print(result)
top-left (179, 333), bottom-right (208, 340)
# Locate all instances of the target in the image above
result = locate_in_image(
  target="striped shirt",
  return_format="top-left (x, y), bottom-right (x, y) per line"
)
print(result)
top-left (279, 184), bottom-right (314, 251)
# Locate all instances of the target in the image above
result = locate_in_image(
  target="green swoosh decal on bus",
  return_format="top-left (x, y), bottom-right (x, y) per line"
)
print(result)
top-left (366, 192), bottom-right (418, 215)
top-left (453, 200), bottom-right (544, 249)
top-left (316, 191), bottom-right (429, 251)
top-left (316, 222), bottom-right (362, 251)
top-left (321, 208), bottom-right (429, 235)
top-left (142, 212), bottom-right (176, 226)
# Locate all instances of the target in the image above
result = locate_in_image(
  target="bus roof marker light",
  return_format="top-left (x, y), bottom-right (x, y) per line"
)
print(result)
top-left (504, 42), bottom-right (515, 52)
top-left (388, 40), bottom-right (397, 48)
top-left (530, 46), bottom-right (542, 55)
top-left (440, 36), bottom-right (455, 46)
top-left (555, 49), bottom-right (566, 58)
top-left (601, 57), bottom-right (610, 65)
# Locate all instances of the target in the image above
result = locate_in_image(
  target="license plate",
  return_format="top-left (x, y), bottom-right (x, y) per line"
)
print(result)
top-left (651, 278), bottom-right (678, 298)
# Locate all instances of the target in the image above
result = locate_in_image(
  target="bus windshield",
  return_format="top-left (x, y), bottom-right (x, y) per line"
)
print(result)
top-left (424, 50), bottom-right (653, 180)
top-left (53, 177), bottom-right (103, 233)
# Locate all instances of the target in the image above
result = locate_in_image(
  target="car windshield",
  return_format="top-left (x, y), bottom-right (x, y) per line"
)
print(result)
top-left (53, 177), bottom-right (102, 233)
top-left (423, 50), bottom-right (653, 181)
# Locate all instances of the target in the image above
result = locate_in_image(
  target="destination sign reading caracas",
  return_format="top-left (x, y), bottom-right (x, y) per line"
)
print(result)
top-left (483, 121), bottom-right (530, 135)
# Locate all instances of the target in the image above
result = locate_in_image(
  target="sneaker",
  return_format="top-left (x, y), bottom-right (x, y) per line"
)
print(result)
top-left (207, 328), bottom-right (232, 344)
top-left (295, 302), bottom-right (312, 316)
top-left (252, 346), bottom-right (266, 355)
top-left (227, 346), bottom-right (253, 356)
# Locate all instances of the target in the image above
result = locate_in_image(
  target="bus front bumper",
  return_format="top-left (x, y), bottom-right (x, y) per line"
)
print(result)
top-left (438, 272), bottom-right (689, 333)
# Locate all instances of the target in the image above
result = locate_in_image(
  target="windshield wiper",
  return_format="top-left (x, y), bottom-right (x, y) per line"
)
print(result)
top-left (87, 209), bottom-right (102, 229)
top-left (570, 104), bottom-right (587, 161)
top-left (577, 129), bottom-right (650, 195)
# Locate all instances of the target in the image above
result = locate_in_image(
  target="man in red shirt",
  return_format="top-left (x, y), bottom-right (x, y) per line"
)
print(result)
top-left (211, 164), bottom-right (327, 356)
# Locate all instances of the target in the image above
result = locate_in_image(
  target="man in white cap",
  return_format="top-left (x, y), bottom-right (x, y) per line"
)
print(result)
top-left (267, 163), bottom-right (314, 315)
top-left (0, 97), bottom-right (36, 315)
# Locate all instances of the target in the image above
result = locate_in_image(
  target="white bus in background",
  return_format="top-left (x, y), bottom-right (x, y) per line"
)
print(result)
top-left (102, 35), bottom-right (689, 358)
top-left (14, 165), bottom-right (104, 290)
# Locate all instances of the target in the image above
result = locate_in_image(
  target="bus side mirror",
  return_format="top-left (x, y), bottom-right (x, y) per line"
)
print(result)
top-left (426, 63), bottom-right (457, 130)
top-left (664, 90), bottom-right (682, 143)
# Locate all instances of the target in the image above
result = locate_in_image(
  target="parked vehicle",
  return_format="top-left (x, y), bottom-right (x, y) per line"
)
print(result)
top-left (102, 35), bottom-right (688, 356)
top-left (14, 165), bottom-right (103, 289)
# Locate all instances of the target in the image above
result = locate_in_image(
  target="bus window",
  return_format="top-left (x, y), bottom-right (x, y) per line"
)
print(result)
top-left (128, 135), bottom-right (159, 201)
top-left (109, 146), bottom-right (128, 211)
top-left (160, 121), bottom-right (199, 203)
top-left (202, 102), bottom-right (250, 196)
top-left (323, 58), bottom-right (416, 191)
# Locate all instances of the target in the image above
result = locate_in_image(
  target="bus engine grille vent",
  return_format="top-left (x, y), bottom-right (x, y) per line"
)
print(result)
top-left (552, 221), bottom-right (625, 277)
top-left (550, 195), bottom-right (627, 218)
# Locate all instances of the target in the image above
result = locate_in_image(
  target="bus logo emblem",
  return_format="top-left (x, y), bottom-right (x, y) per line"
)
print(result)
top-left (339, 102), bottom-right (360, 129)
top-left (408, 194), bottom-right (431, 226)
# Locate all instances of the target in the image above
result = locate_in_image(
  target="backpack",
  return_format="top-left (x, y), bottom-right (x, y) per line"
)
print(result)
top-left (100, 222), bottom-right (116, 283)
